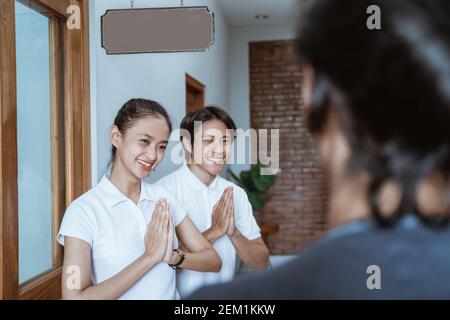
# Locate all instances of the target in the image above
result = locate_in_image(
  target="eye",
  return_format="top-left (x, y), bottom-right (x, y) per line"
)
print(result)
top-left (203, 138), bottom-right (213, 144)
top-left (140, 139), bottom-right (150, 145)
top-left (158, 145), bottom-right (167, 151)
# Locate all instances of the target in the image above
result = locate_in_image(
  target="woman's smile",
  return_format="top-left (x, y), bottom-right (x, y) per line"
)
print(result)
top-left (137, 158), bottom-right (154, 172)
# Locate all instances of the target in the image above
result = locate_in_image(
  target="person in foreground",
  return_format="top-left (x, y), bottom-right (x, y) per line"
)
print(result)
top-left (57, 99), bottom-right (221, 300)
top-left (189, 0), bottom-right (450, 299)
top-left (156, 106), bottom-right (269, 298)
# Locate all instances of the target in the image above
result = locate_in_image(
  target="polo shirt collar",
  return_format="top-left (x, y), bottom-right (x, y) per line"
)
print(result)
top-left (97, 175), bottom-right (153, 208)
top-left (181, 162), bottom-right (221, 192)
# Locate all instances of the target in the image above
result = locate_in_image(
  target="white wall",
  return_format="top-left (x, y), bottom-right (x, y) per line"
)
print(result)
top-left (89, 0), bottom-right (230, 183)
top-left (227, 25), bottom-right (297, 174)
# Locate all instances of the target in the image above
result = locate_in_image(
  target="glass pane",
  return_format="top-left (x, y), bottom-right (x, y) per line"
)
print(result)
top-left (15, 1), bottom-right (53, 284)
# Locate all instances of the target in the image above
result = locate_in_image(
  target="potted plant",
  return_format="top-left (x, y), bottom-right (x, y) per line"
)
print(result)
top-left (227, 162), bottom-right (277, 213)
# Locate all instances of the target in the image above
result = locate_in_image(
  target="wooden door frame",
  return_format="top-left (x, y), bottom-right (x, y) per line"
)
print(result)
top-left (0, 0), bottom-right (91, 300)
top-left (186, 73), bottom-right (205, 113)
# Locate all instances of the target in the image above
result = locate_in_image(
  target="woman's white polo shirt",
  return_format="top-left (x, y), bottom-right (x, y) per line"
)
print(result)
top-left (57, 175), bottom-right (187, 300)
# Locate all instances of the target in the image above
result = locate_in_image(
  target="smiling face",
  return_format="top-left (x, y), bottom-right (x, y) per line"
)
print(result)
top-left (187, 119), bottom-right (233, 177)
top-left (111, 115), bottom-right (170, 181)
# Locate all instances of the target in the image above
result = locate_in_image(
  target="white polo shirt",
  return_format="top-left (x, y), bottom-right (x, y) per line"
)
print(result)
top-left (57, 175), bottom-right (187, 300)
top-left (155, 163), bottom-right (261, 297)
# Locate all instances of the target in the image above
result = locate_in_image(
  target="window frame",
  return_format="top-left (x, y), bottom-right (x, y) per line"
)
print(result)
top-left (0, 0), bottom-right (91, 300)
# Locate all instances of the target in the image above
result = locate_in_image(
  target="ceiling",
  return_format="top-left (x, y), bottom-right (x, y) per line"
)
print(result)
top-left (215, 0), bottom-right (300, 27)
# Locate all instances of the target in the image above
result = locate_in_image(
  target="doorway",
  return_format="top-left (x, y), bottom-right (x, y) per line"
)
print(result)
top-left (186, 73), bottom-right (205, 114)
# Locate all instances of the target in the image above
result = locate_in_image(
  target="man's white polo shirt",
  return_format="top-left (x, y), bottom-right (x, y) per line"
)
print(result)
top-left (57, 175), bottom-right (187, 300)
top-left (155, 163), bottom-right (261, 297)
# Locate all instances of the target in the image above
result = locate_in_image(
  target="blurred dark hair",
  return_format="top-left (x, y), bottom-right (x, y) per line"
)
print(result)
top-left (111, 98), bottom-right (172, 161)
top-left (180, 106), bottom-right (237, 146)
top-left (296, 0), bottom-right (450, 226)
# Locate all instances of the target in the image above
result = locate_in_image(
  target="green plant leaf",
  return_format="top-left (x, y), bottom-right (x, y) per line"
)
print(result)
top-left (247, 192), bottom-right (264, 211)
top-left (226, 164), bottom-right (276, 211)
top-left (251, 163), bottom-right (277, 192)
top-left (240, 170), bottom-right (257, 192)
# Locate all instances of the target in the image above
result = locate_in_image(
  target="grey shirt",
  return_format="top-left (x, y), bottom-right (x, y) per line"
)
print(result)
top-left (188, 214), bottom-right (450, 299)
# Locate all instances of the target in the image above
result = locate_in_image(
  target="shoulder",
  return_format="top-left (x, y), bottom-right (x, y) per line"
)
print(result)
top-left (190, 221), bottom-right (450, 299)
top-left (58, 188), bottom-right (101, 245)
top-left (187, 229), bottom-right (378, 299)
top-left (188, 256), bottom-right (305, 299)
top-left (65, 187), bottom-right (100, 216)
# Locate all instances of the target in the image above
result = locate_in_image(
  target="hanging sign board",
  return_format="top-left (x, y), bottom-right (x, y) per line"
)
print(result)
top-left (101, 6), bottom-right (215, 54)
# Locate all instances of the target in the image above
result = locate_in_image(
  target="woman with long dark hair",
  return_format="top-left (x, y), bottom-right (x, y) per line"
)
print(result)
top-left (58, 99), bottom-right (221, 299)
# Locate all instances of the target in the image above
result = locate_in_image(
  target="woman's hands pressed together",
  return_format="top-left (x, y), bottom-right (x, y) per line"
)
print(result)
top-left (144, 198), bottom-right (174, 263)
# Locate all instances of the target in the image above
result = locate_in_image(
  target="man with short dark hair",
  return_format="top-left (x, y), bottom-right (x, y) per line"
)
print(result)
top-left (156, 106), bottom-right (270, 298)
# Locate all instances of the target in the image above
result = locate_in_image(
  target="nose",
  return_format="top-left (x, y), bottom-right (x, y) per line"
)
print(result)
top-left (145, 145), bottom-right (157, 161)
top-left (212, 140), bottom-right (224, 155)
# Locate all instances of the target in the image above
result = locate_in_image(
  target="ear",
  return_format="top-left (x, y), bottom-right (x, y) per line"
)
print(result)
top-left (226, 129), bottom-right (236, 144)
top-left (302, 64), bottom-right (316, 110)
top-left (110, 125), bottom-right (122, 149)
top-left (181, 137), bottom-right (193, 156)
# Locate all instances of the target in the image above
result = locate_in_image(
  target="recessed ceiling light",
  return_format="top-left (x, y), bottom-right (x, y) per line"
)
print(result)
top-left (255, 14), bottom-right (269, 20)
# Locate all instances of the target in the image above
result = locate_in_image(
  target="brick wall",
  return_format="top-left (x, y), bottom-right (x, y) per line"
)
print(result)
top-left (249, 40), bottom-right (328, 255)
